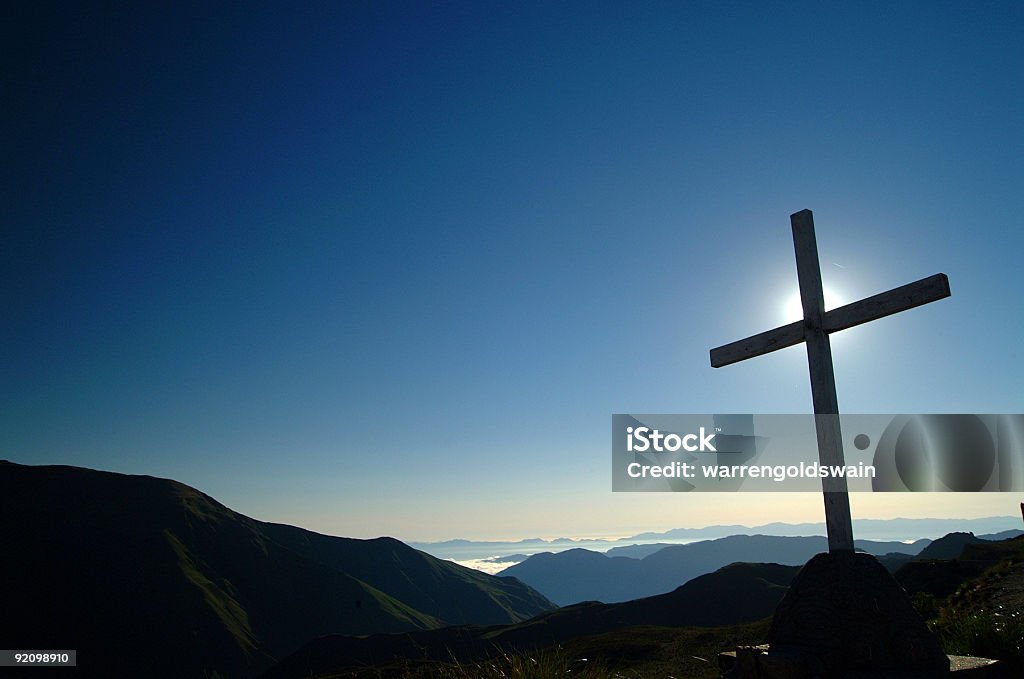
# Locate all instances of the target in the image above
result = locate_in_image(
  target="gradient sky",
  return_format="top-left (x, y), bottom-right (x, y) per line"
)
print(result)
top-left (3, 2), bottom-right (1022, 541)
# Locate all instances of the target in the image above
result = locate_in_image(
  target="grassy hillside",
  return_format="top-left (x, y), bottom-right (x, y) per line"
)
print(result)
top-left (0, 461), bottom-right (552, 678)
top-left (259, 524), bottom-right (547, 625)
top-left (898, 535), bottom-right (1024, 667)
top-left (264, 561), bottom-right (797, 678)
top-left (297, 621), bottom-right (774, 679)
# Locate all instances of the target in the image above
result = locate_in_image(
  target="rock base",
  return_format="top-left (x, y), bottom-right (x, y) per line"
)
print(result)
top-left (720, 551), bottom-right (954, 677)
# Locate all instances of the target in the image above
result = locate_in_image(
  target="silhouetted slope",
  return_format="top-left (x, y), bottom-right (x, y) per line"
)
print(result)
top-left (263, 561), bottom-right (799, 678)
top-left (632, 562), bottom-right (797, 626)
top-left (0, 461), bottom-right (552, 678)
top-left (259, 523), bottom-right (551, 625)
top-left (495, 561), bottom-right (798, 644)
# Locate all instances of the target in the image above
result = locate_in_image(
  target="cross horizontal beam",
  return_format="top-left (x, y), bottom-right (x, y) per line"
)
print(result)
top-left (821, 273), bottom-right (950, 334)
top-left (710, 273), bottom-right (950, 368)
top-left (709, 321), bottom-right (804, 369)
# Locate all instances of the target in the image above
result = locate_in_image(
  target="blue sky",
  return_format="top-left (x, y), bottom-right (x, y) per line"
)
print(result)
top-left (3, 2), bottom-right (1022, 540)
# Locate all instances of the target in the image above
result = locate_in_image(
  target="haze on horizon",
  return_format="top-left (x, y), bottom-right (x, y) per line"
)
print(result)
top-left (3, 2), bottom-right (1022, 543)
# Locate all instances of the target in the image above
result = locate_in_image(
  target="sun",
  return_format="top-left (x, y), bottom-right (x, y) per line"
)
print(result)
top-left (783, 287), bottom-right (844, 323)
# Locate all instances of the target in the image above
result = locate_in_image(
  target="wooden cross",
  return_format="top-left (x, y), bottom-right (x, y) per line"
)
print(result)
top-left (709, 210), bottom-right (951, 552)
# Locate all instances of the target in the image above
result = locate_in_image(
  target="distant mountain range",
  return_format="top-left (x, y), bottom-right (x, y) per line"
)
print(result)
top-left (0, 461), bottom-right (553, 678)
top-left (605, 538), bottom-right (935, 559)
top-left (499, 531), bottom-right (1023, 605)
top-left (411, 517), bottom-right (1022, 561)
top-left (620, 518), bottom-right (1024, 542)
top-left (264, 561), bottom-right (800, 678)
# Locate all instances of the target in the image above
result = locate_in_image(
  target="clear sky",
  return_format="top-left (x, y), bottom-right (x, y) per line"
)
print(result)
top-left (3, 2), bottom-right (1022, 541)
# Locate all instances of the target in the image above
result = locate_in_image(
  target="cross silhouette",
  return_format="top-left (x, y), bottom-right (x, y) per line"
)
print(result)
top-left (710, 210), bottom-right (951, 552)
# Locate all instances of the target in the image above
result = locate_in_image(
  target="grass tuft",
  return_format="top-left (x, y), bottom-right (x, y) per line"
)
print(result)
top-left (930, 610), bottom-right (1024, 661)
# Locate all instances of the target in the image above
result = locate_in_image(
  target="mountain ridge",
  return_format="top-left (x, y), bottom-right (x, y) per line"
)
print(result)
top-left (0, 461), bottom-right (553, 678)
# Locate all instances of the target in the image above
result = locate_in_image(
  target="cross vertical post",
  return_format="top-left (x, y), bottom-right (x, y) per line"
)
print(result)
top-left (792, 210), bottom-right (854, 553)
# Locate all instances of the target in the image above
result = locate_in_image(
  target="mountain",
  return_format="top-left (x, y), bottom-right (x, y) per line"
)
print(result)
top-left (0, 461), bottom-right (553, 678)
top-left (873, 532), bottom-right (1021, 574)
top-left (915, 531), bottom-right (990, 560)
top-left (488, 553), bottom-right (530, 563)
top-left (263, 561), bottom-right (799, 678)
top-left (500, 548), bottom-right (645, 604)
top-left (895, 532), bottom-right (1024, 600)
top-left (255, 524), bottom-right (549, 627)
top-left (604, 542), bottom-right (679, 558)
top-left (499, 534), bottom-right (926, 605)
